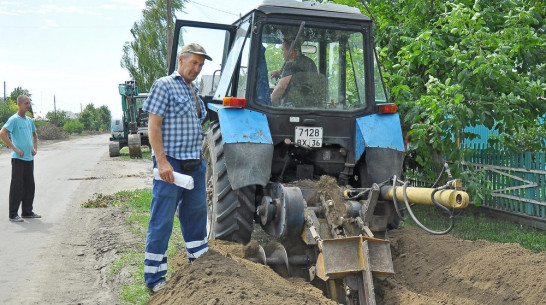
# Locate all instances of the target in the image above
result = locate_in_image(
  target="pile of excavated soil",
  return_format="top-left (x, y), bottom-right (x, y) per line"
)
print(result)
top-left (376, 227), bottom-right (546, 305)
top-left (148, 175), bottom-right (545, 305)
top-left (149, 239), bottom-right (337, 305)
top-left (149, 226), bottom-right (545, 305)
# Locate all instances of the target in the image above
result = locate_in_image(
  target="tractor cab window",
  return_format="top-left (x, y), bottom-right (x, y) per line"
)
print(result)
top-left (174, 23), bottom-right (234, 97)
top-left (374, 50), bottom-right (388, 104)
top-left (258, 23), bottom-right (367, 110)
top-left (213, 18), bottom-right (251, 101)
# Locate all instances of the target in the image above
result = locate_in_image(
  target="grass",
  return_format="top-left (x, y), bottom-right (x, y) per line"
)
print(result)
top-left (400, 204), bottom-right (546, 252)
top-left (119, 146), bottom-right (152, 160)
top-left (81, 189), bottom-right (184, 305)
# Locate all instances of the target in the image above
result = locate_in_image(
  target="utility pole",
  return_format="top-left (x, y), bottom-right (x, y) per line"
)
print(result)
top-left (53, 95), bottom-right (57, 126)
top-left (166, 0), bottom-right (172, 69)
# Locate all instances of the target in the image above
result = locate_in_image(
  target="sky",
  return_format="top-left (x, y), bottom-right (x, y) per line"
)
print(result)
top-left (0, 0), bottom-right (262, 118)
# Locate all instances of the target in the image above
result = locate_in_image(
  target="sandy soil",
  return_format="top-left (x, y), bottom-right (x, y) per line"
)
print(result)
top-left (147, 225), bottom-right (546, 305)
top-left (14, 138), bottom-right (545, 305)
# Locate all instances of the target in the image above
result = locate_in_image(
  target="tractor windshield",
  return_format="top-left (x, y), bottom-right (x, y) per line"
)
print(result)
top-left (257, 23), bottom-right (367, 110)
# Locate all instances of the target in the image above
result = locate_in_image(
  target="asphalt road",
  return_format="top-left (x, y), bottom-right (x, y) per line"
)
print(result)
top-left (0, 134), bottom-right (117, 304)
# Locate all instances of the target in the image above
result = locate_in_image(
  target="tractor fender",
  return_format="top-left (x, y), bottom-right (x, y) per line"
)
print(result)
top-left (209, 104), bottom-right (274, 189)
top-left (355, 113), bottom-right (406, 185)
top-left (355, 113), bottom-right (405, 160)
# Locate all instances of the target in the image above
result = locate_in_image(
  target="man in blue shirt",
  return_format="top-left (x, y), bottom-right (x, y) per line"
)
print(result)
top-left (142, 43), bottom-right (211, 293)
top-left (0, 95), bottom-right (41, 222)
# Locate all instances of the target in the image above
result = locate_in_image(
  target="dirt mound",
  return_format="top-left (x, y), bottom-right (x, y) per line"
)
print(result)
top-left (377, 227), bottom-right (546, 305)
top-left (149, 227), bottom-right (545, 305)
top-left (149, 240), bottom-right (337, 305)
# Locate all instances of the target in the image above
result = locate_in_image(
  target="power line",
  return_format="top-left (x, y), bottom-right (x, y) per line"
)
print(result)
top-left (187, 0), bottom-right (239, 17)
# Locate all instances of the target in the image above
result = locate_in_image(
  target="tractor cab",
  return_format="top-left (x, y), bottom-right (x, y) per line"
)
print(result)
top-left (170, 0), bottom-right (404, 187)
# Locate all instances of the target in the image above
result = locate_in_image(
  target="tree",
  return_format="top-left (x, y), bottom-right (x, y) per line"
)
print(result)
top-left (79, 104), bottom-right (97, 131)
top-left (7, 87), bottom-right (34, 116)
top-left (333, 0), bottom-right (545, 170)
top-left (9, 86), bottom-right (32, 101)
top-left (121, 0), bottom-right (186, 92)
top-left (95, 105), bottom-right (112, 131)
top-left (0, 99), bottom-right (18, 126)
top-left (46, 110), bottom-right (69, 127)
top-left (78, 104), bottom-right (111, 131)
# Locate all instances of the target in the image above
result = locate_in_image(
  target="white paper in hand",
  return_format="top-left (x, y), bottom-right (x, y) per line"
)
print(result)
top-left (153, 168), bottom-right (194, 189)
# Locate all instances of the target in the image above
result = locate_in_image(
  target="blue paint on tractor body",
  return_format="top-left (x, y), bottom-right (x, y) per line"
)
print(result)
top-left (208, 104), bottom-right (273, 144)
top-left (355, 114), bottom-right (405, 160)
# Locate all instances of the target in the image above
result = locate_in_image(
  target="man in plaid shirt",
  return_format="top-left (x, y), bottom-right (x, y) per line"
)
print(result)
top-left (142, 43), bottom-right (211, 293)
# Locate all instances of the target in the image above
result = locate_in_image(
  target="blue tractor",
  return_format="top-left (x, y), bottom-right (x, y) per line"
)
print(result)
top-left (170, 1), bottom-right (468, 304)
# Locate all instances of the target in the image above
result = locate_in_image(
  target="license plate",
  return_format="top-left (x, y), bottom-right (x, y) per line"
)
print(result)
top-left (295, 126), bottom-right (323, 147)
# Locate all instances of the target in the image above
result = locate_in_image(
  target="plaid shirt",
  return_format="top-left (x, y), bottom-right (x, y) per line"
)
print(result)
top-left (143, 71), bottom-right (206, 160)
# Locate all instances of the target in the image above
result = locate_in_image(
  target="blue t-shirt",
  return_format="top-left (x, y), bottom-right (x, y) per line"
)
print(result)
top-left (2, 113), bottom-right (36, 161)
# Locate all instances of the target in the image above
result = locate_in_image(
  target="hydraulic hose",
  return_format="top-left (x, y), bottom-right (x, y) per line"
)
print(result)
top-left (390, 176), bottom-right (455, 235)
top-left (391, 175), bottom-right (407, 221)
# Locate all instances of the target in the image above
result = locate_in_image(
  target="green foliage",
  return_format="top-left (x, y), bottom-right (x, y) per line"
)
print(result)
top-left (119, 146), bottom-right (152, 160)
top-left (0, 98), bottom-right (18, 125)
top-left (121, 0), bottom-right (186, 92)
top-left (9, 87), bottom-right (32, 101)
top-left (79, 104), bottom-right (97, 130)
top-left (34, 120), bottom-right (49, 129)
top-left (46, 110), bottom-right (69, 127)
top-left (78, 104), bottom-right (112, 131)
top-left (333, 0), bottom-right (546, 198)
top-left (63, 119), bottom-right (85, 134)
top-left (83, 189), bottom-right (185, 303)
top-left (95, 105), bottom-right (112, 131)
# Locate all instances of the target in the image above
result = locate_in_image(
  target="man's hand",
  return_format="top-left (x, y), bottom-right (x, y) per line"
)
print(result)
top-left (32, 148), bottom-right (37, 156)
top-left (14, 147), bottom-right (24, 157)
top-left (270, 70), bottom-right (281, 79)
top-left (157, 158), bottom-right (174, 184)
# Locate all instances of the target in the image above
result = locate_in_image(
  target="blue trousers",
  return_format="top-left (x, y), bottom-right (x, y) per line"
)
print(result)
top-left (144, 156), bottom-right (208, 289)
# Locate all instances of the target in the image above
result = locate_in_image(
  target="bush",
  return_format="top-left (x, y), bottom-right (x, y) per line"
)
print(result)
top-left (0, 99), bottom-right (18, 124)
top-left (64, 119), bottom-right (85, 134)
top-left (37, 123), bottom-right (67, 140)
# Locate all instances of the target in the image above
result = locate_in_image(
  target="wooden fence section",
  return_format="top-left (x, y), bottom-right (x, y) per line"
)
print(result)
top-left (465, 145), bottom-right (546, 221)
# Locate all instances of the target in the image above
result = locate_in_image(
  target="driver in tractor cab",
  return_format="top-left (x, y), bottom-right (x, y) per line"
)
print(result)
top-left (270, 38), bottom-right (318, 105)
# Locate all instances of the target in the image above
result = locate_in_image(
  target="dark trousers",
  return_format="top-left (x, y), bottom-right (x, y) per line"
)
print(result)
top-left (9, 158), bottom-right (35, 218)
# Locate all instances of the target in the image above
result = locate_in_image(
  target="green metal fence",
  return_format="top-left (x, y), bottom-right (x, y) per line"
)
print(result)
top-left (464, 143), bottom-right (546, 222)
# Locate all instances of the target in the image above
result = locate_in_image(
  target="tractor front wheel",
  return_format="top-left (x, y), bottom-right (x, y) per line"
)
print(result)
top-left (204, 122), bottom-right (256, 244)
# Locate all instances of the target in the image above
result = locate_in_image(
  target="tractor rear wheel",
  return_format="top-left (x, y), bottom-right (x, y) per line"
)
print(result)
top-left (204, 122), bottom-right (256, 244)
